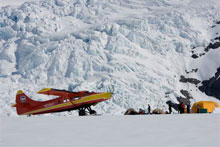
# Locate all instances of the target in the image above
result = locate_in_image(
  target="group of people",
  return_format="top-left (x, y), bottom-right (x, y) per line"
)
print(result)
top-left (125, 102), bottom-right (192, 115)
top-left (168, 102), bottom-right (191, 114)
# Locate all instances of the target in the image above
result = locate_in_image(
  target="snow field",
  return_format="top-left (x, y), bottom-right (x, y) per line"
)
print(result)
top-left (1, 114), bottom-right (220, 147)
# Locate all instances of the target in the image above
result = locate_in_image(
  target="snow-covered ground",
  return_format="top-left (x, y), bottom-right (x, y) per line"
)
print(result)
top-left (1, 114), bottom-right (220, 147)
top-left (0, 0), bottom-right (220, 117)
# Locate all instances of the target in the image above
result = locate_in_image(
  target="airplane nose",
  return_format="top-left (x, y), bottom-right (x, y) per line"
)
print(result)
top-left (104, 92), bottom-right (112, 99)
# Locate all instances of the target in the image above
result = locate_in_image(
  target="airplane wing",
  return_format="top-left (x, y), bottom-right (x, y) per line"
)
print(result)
top-left (37, 88), bottom-right (78, 97)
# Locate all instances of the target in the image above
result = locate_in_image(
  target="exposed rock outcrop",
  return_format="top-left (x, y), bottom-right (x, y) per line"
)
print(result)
top-left (199, 67), bottom-right (220, 100)
top-left (180, 75), bottom-right (201, 85)
top-left (204, 41), bottom-right (220, 52)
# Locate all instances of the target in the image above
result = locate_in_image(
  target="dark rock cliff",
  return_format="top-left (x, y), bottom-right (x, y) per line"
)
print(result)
top-left (199, 67), bottom-right (220, 100)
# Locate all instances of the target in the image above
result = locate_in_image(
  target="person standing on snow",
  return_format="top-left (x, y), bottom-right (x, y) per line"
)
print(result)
top-left (179, 102), bottom-right (185, 114)
top-left (168, 104), bottom-right (172, 114)
top-left (197, 104), bottom-right (200, 113)
top-left (187, 104), bottom-right (190, 113)
top-left (178, 103), bottom-right (181, 113)
top-left (148, 104), bottom-right (151, 114)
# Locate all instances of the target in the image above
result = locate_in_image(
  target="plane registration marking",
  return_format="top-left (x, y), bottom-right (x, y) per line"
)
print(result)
top-left (44, 102), bottom-right (55, 108)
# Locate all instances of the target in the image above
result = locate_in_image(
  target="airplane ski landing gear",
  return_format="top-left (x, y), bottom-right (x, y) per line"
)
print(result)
top-left (89, 110), bottom-right (97, 115)
top-left (87, 106), bottom-right (97, 115)
top-left (79, 109), bottom-right (86, 116)
top-left (78, 107), bottom-right (97, 116)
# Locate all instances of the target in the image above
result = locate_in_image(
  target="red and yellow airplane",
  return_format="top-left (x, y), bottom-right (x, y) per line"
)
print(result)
top-left (12, 88), bottom-right (112, 116)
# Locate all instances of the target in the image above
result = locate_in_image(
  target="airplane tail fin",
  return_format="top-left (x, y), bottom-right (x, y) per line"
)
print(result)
top-left (12, 90), bottom-right (39, 115)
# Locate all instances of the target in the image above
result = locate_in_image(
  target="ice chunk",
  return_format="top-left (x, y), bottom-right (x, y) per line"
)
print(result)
top-left (0, 26), bottom-right (16, 40)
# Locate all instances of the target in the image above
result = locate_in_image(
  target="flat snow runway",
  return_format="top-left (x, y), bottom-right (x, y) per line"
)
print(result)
top-left (1, 114), bottom-right (220, 147)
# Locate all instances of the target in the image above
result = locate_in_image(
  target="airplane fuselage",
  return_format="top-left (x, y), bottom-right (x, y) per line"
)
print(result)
top-left (13, 88), bottom-right (111, 116)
